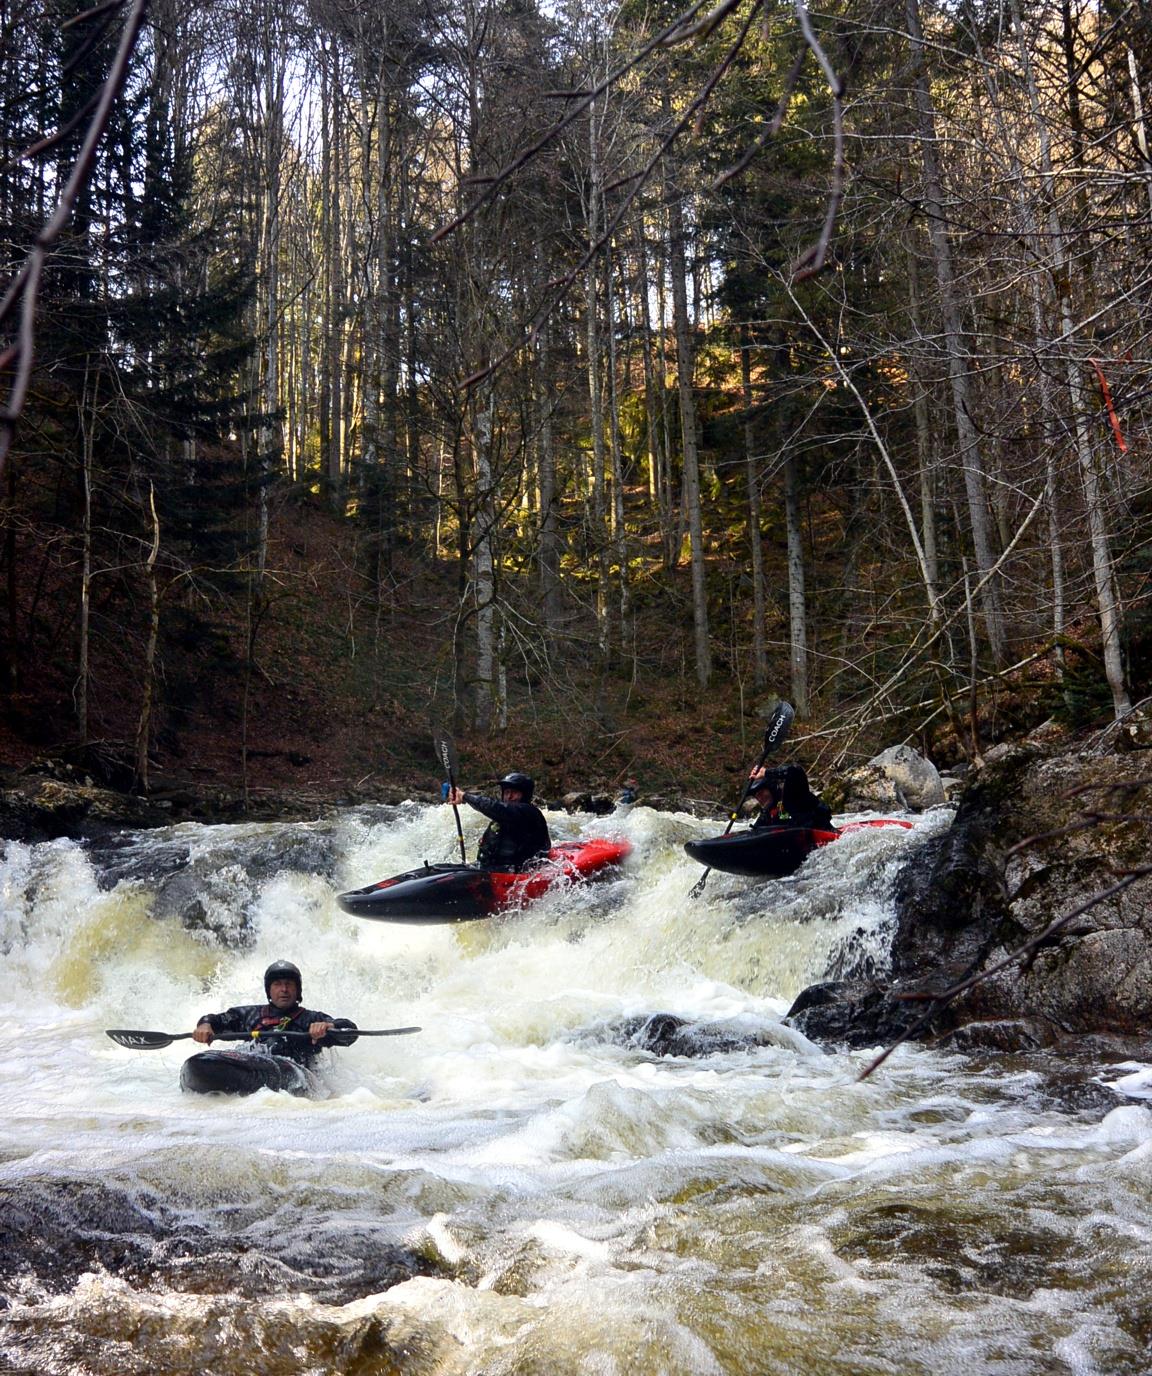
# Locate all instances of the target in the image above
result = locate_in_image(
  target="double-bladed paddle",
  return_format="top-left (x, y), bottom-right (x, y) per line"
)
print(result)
top-left (434, 729), bottom-right (467, 863)
top-left (106, 1026), bottom-right (421, 1050)
top-left (689, 700), bottom-right (795, 899)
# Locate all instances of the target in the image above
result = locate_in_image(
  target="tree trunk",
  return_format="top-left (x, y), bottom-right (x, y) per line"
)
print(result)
top-left (664, 85), bottom-right (710, 686)
top-left (473, 387), bottom-right (496, 732)
top-left (585, 255), bottom-right (610, 659)
top-left (906, 0), bottom-right (1005, 663)
top-left (783, 451), bottom-right (809, 716)
top-left (134, 484), bottom-right (161, 793)
top-left (584, 102), bottom-right (610, 660)
top-left (605, 241), bottom-right (629, 643)
top-left (76, 381), bottom-right (94, 745)
top-left (536, 321), bottom-right (562, 629)
top-left (739, 326), bottom-right (767, 690)
top-left (1010, 0), bottom-right (1130, 718)
top-left (906, 250), bottom-right (939, 599)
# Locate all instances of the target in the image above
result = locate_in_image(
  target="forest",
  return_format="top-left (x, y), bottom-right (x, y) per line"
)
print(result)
top-left (0, 0), bottom-right (1148, 802)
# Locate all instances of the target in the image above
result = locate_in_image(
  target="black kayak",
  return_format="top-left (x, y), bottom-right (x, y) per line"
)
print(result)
top-left (338, 862), bottom-right (498, 923)
top-left (684, 820), bottom-right (914, 879)
top-left (179, 1048), bottom-right (324, 1098)
top-left (337, 838), bottom-right (633, 924)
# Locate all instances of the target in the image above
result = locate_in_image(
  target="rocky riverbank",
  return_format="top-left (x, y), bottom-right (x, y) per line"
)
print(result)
top-left (0, 760), bottom-right (415, 843)
top-left (788, 730), bottom-right (1152, 1057)
top-left (0, 762), bottom-right (733, 844)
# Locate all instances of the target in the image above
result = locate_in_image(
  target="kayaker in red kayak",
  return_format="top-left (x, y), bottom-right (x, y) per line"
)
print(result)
top-left (446, 771), bottom-right (552, 871)
top-left (748, 764), bottom-right (833, 832)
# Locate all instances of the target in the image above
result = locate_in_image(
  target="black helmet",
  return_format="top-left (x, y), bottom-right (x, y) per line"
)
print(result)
top-left (751, 767), bottom-right (785, 795)
top-left (264, 960), bottom-right (302, 999)
top-left (494, 771), bottom-right (534, 801)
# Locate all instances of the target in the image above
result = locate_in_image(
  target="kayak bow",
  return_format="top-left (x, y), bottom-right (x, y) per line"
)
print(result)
top-left (179, 1047), bottom-right (325, 1098)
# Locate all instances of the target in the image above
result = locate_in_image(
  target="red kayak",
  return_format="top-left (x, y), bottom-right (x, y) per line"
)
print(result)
top-left (337, 836), bottom-right (633, 924)
top-left (684, 819), bottom-right (915, 879)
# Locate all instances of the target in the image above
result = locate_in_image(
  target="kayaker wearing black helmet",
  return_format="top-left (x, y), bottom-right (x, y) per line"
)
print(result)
top-left (191, 961), bottom-right (357, 1065)
top-left (447, 771), bottom-right (552, 871)
top-left (747, 764), bottom-right (833, 832)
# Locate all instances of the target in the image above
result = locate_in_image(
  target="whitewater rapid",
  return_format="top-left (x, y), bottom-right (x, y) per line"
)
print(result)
top-left (3, 801), bottom-right (1152, 1375)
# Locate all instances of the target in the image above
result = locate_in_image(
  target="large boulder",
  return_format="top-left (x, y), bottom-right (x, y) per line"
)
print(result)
top-left (836, 744), bottom-right (947, 812)
top-left (789, 741), bottom-right (1152, 1053)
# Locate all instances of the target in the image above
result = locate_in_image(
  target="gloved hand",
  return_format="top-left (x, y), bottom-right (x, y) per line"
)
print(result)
top-left (323, 1017), bottom-right (359, 1047)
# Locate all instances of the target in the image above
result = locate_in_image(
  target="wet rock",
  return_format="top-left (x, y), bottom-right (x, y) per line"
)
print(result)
top-left (591, 1012), bottom-right (795, 1057)
top-left (0, 1178), bottom-right (184, 1300)
top-left (784, 980), bottom-right (927, 1049)
top-left (933, 1019), bottom-right (1053, 1053)
top-left (559, 790), bottom-right (616, 815)
top-left (0, 778), bottom-right (172, 844)
top-left (0, 1176), bottom-right (445, 1308)
top-left (790, 740), bottom-right (1152, 1053)
top-left (82, 822), bottom-right (344, 941)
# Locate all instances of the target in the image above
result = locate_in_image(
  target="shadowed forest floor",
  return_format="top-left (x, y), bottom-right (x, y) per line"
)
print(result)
top-left (0, 489), bottom-right (1073, 814)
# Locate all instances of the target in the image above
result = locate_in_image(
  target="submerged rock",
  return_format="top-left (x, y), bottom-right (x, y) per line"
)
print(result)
top-left (0, 1176), bottom-right (445, 1307)
top-left (586, 1011), bottom-right (801, 1058)
top-left (83, 820), bottom-right (349, 942)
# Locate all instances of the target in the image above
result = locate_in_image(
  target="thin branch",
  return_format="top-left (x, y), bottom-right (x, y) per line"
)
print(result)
top-left (790, 0), bottom-right (845, 279)
top-left (461, 0), bottom-right (763, 392)
top-left (0, 0), bottom-right (150, 485)
top-left (430, 0), bottom-right (722, 245)
top-left (713, 46), bottom-right (805, 187)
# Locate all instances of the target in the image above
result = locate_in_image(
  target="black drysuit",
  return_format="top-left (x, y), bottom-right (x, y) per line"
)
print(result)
top-left (195, 1003), bottom-right (356, 1065)
top-left (462, 792), bottom-right (552, 871)
top-left (751, 765), bottom-right (833, 832)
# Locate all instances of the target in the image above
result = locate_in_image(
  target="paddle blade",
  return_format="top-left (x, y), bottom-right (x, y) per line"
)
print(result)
top-left (433, 730), bottom-right (459, 783)
top-left (106, 1029), bottom-right (182, 1049)
top-left (761, 700), bottom-right (795, 757)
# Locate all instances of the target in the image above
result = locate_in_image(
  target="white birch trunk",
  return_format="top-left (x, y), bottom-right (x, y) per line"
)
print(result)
top-left (740, 329), bottom-right (767, 690)
top-left (906, 0), bottom-right (1005, 663)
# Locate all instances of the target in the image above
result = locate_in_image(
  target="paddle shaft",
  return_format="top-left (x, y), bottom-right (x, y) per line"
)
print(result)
top-left (690, 702), bottom-right (795, 897)
top-left (106, 1026), bottom-right (421, 1050)
top-left (437, 734), bottom-right (467, 863)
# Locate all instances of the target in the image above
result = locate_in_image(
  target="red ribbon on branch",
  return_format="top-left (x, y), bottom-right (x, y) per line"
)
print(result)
top-left (1089, 357), bottom-right (1128, 453)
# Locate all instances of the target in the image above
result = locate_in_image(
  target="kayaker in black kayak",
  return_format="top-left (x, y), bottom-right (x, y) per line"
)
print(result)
top-left (748, 764), bottom-right (833, 832)
top-left (447, 771), bottom-right (552, 871)
top-left (192, 960), bottom-right (357, 1065)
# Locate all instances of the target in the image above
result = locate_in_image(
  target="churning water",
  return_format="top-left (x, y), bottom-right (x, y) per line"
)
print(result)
top-left (2, 801), bottom-right (1151, 1375)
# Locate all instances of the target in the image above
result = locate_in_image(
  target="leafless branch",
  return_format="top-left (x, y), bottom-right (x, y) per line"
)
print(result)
top-left (0, 0), bottom-right (149, 486)
top-left (789, 0), bottom-right (845, 280)
top-left (430, 0), bottom-right (720, 246)
top-left (713, 46), bottom-right (805, 187)
top-left (447, 0), bottom-right (847, 389)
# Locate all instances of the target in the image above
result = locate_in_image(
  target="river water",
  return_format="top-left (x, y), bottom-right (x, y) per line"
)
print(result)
top-left (2, 801), bottom-right (1151, 1375)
